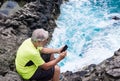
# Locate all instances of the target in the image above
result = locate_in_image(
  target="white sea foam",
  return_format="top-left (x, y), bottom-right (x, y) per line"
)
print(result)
top-left (48, 0), bottom-right (120, 72)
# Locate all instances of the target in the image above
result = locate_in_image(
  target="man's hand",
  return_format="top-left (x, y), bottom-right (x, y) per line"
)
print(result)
top-left (57, 46), bottom-right (66, 54)
top-left (40, 51), bottom-right (67, 70)
top-left (59, 51), bottom-right (67, 60)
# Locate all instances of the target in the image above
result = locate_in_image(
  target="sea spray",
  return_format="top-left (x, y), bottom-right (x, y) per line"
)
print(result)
top-left (48, 0), bottom-right (120, 72)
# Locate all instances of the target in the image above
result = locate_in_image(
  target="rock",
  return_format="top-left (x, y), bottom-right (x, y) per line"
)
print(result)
top-left (0, 12), bottom-right (7, 19)
top-left (4, 71), bottom-right (22, 81)
top-left (61, 48), bottom-right (120, 81)
top-left (114, 48), bottom-right (120, 56)
top-left (0, 76), bottom-right (5, 81)
top-left (0, 0), bottom-right (63, 81)
top-left (1, 0), bottom-right (120, 81)
top-left (0, 1), bottom-right (21, 16)
top-left (112, 16), bottom-right (120, 20)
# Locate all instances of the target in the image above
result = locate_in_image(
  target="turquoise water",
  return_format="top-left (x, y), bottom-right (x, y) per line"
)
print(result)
top-left (48, 0), bottom-right (120, 72)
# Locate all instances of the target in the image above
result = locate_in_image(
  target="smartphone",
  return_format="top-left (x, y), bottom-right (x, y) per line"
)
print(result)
top-left (61, 45), bottom-right (68, 52)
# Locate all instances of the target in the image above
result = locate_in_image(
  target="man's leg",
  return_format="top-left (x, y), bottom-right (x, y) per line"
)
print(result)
top-left (50, 54), bottom-right (60, 81)
top-left (50, 54), bottom-right (55, 60)
top-left (41, 53), bottom-right (60, 81)
top-left (52, 65), bottom-right (60, 81)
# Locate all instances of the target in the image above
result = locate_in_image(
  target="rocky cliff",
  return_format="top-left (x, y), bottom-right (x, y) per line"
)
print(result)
top-left (0, 0), bottom-right (120, 81)
top-left (60, 48), bottom-right (120, 81)
top-left (0, 0), bottom-right (63, 81)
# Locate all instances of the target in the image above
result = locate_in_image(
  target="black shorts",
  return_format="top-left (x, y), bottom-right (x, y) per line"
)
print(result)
top-left (30, 66), bottom-right (54, 81)
top-left (30, 54), bottom-right (54, 81)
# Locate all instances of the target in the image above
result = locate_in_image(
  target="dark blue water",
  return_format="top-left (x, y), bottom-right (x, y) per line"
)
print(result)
top-left (48, 0), bottom-right (120, 72)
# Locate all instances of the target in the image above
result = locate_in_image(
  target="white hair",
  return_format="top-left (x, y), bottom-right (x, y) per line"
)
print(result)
top-left (31, 29), bottom-right (49, 42)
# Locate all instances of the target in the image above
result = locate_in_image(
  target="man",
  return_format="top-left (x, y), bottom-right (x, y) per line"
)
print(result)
top-left (15, 28), bottom-right (67, 81)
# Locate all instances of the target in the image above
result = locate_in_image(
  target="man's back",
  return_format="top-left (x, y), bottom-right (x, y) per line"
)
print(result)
top-left (15, 38), bottom-right (44, 80)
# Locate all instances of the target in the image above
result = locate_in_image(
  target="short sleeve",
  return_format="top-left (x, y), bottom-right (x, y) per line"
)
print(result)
top-left (32, 53), bottom-right (45, 66)
top-left (32, 47), bottom-right (45, 66)
top-left (37, 47), bottom-right (43, 51)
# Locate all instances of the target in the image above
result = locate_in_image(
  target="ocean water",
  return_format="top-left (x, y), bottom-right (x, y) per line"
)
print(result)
top-left (48, 0), bottom-right (120, 72)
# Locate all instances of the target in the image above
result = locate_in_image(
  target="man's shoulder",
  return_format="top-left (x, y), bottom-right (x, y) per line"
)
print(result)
top-left (22, 38), bottom-right (32, 46)
top-left (24, 38), bottom-right (31, 42)
top-left (18, 38), bottom-right (33, 51)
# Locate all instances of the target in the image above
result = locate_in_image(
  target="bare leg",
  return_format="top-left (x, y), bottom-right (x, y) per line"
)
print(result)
top-left (50, 54), bottom-right (55, 60)
top-left (50, 54), bottom-right (60, 81)
top-left (52, 65), bottom-right (60, 81)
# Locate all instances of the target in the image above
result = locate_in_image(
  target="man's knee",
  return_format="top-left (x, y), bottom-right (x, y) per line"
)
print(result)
top-left (54, 65), bottom-right (60, 74)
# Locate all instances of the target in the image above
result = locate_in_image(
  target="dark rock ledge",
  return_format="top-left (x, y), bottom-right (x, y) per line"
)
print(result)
top-left (0, 0), bottom-right (63, 81)
top-left (60, 49), bottom-right (120, 81)
top-left (0, 0), bottom-right (120, 81)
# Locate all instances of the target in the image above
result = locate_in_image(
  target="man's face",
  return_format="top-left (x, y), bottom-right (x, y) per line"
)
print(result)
top-left (37, 38), bottom-right (49, 47)
top-left (42, 38), bottom-right (49, 46)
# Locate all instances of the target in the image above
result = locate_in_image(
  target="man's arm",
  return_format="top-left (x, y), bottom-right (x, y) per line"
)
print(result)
top-left (41, 47), bottom-right (63, 54)
top-left (40, 51), bottom-right (67, 70)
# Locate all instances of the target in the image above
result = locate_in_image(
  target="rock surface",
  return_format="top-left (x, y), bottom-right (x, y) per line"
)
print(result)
top-left (60, 49), bottom-right (120, 81)
top-left (0, 0), bottom-right (120, 81)
top-left (0, 0), bottom-right (63, 81)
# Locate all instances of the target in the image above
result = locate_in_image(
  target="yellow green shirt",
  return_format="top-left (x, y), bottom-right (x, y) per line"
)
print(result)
top-left (15, 38), bottom-right (45, 79)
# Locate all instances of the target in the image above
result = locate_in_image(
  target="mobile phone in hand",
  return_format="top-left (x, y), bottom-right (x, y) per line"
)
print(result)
top-left (61, 45), bottom-right (68, 52)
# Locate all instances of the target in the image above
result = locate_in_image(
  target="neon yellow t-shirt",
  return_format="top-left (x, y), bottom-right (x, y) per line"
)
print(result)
top-left (15, 38), bottom-right (45, 79)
